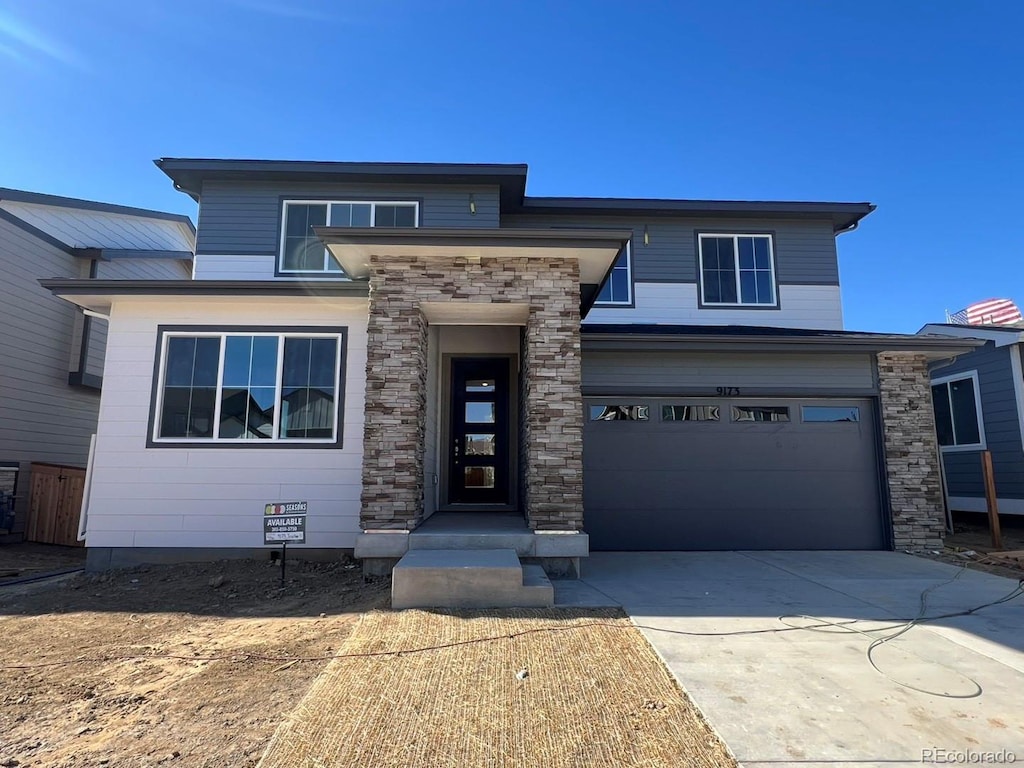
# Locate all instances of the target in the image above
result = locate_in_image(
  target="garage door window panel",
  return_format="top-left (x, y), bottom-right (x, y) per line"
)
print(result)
top-left (732, 406), bottom-right (790, 422)
top-left (931, 373), bottom-right (985, 450)
top-left (662, 405), bottom-right (720, 422)
top-left (589, 405), bottom-right (649, 421)
top-left (802, 406), bottom-right (861, 423)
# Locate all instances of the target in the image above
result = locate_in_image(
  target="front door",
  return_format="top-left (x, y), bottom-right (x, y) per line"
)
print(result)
top-left (448, 357), bottom-right (511, 505)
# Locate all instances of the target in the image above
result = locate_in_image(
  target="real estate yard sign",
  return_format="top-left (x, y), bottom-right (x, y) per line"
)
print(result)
top-left (264, 501), bottom-right (307, 545)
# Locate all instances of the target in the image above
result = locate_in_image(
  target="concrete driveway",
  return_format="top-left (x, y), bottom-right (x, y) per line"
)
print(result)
top-left (559, 551), bottom-right (1024, 766)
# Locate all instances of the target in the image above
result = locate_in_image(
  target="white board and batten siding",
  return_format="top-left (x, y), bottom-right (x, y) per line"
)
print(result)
top-left (85, 297), bottom-right (369, 549)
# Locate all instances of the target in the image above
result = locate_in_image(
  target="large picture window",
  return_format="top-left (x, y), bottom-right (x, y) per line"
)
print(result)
top-left (931, 372), bottom-right (985, 450)
top-left (279, 200), bottom-right (418, 274)
top-left (153, 328), bottom-right (344, 445)
top-left (698, 234), bottom-right (777, 307)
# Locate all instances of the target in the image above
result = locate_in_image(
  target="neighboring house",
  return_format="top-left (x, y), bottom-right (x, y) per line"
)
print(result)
top-left (918, 323), bottom-right (1024, 516)
top-left (0, 188), bottom-right (194, 541)
top-left (42, 159), bottom-right (976, 577)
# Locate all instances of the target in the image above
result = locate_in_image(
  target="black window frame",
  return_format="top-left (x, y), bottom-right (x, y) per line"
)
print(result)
top-left (147, 325), bottom-right (347, 449)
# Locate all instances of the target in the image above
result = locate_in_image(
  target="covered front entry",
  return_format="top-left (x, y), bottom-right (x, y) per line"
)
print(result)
top-left (583, 397), bottom-right (887, 550)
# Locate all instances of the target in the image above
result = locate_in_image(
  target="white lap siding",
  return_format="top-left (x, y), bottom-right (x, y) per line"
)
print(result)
top-left (85, 296), bottom-right (368, 549)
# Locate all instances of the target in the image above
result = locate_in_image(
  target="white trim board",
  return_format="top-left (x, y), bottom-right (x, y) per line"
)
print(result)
top-left (1010, 345), bottom-right (1024, 453)
top-left (931, 369), bottom-right (987, 452)
top-left (947, 495), bottom-right (1024, 516)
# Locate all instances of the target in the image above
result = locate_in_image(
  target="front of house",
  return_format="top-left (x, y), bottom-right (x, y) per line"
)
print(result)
top-left (43, 160), bottom-right (977, 574)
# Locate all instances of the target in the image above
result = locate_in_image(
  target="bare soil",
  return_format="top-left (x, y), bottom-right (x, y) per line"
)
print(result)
top-left (921, 512), bottom-right (1024, 581)
top-left (0, 557), bottom-right (389, 767)
top-left (0, 543), bottom-right (86, 582)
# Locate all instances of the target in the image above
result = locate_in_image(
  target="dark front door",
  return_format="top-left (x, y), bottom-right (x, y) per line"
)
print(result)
top-left (448, 357), bottom-right (511, 505)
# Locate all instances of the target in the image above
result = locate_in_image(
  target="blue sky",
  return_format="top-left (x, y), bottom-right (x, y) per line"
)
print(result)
top-left (1, 0), bottom-right (1021, 332)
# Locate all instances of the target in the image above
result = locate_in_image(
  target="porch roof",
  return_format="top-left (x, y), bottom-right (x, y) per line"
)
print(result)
top-left (315, 226), bottom-right (632, 314)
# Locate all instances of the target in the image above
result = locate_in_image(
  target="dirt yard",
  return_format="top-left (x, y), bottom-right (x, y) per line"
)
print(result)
top-left (0, 554), bottom-right (736, 768)
top-left (0, 557), bottom-right (389, 767)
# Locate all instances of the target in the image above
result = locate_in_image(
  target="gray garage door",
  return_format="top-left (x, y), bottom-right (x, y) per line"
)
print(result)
top-left (583, 398), bottom-right (886, 550)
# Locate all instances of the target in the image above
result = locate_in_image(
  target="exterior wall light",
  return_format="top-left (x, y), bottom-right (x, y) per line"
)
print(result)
top-left (469, 193), bottom-right (476, 215)
top-left (643, 224), bottom-right (650, 246)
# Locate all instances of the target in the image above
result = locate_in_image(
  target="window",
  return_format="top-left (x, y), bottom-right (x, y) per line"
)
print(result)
top-left (153, 329), bottom-right (344, 445)
top-left (589, 405), bottom-right (649, 421)
top-left (661, 405), bottom-right (720, 422)
top-left (595, 242), bottom-right (632, 304)
top-left (279, 200), bottom-right (418, 274)
top-left (931, 372), bottom-right (985, 450)
top-left (732, 406), bottom-right (790, 422)
top-left (698, 234), bottom-right (777, 306)
top-left (802, 406), bottom-right (861, 423)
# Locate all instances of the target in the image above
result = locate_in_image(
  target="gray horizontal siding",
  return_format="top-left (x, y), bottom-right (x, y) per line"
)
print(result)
top-left (196, 181), bottom-right (500, 255)
top-left (502, 214), bottom-right (840, 285)
top-left (582, 351), bottom-right (876, 393)
top-left (931, 343), bottom-right (1024, 500)
top-left (0, 217), bottom-right (101, 534)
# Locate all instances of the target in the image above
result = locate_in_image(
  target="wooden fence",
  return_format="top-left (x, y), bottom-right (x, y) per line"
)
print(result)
top-left (26, 463), bottom-right (86, 547)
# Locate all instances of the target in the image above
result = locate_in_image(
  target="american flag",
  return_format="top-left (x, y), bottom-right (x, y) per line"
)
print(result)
top-left (948, 298), bottom-right (1023, 326)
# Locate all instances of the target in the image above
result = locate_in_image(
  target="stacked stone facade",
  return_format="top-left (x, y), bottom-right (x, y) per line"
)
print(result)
top-left (361, 255), bottom-right (584, 532)
top-left (877, 352), bottom-right (945, 551)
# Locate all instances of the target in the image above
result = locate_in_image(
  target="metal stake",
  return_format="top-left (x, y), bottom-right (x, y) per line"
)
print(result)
top-left (281, 541), bottom-right (287, 586)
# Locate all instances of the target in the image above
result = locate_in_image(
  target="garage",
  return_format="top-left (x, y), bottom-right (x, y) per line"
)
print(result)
top-left (582, 396), bottom-right (887, 551)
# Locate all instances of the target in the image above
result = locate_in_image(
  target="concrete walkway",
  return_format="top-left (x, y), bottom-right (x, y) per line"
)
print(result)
top-left (557, 551), bottom-right (1024, 767)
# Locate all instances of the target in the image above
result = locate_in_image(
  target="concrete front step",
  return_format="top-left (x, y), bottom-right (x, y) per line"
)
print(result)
top-left (391, 548), bottom-right (554, 610)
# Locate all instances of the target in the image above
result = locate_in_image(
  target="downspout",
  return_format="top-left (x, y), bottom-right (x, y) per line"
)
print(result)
top-left (73, 259), bottom-right (99, 381)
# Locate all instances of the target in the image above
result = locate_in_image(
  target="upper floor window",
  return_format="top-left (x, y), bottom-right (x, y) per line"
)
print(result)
top-left (698, 234), bottom-right (777, 307)
top-left (595, 242), bottom-right (632, 305)
top-left (279, 200), bottom-right (418, 274)
top-left (152, 329), bottom-right (344, 446)
top-left (931, 371), bottom-right (985, 451)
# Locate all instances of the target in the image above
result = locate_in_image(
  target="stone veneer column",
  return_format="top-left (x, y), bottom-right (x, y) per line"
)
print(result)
top-left (523, 264), bottom-right (584, 531)
top-left (361, 261), bottom-right (428, 530)
top-left (877, 352), bottom-right (945, 551)
top-left (359, 254), bottom-right (585, 533)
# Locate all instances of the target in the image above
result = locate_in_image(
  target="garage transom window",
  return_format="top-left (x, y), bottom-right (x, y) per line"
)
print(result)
top-left (698, 234), bottom-right (777, 307)
top-left (280, 200), bottom-right (418, 274)
top-left (152, 328), bottom-right (345, 445)
top-left (931, 372), bottom-right (984, 450)
top-left (802, 406), bottom-right (860, 423)
top-left (662, 405), bottom-right (720, 422)
top-left (590, 405), bottom-right (649, 421)
top-left (732, 405), bottom-right (790, 422)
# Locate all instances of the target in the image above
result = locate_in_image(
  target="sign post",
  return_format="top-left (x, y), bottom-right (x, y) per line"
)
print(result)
top-left (264, 501), bottom-right (307, 586)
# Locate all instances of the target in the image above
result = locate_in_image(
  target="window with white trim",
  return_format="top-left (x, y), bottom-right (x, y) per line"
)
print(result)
top-left (595, 242), bottom-right (632, 304)
top-left (279, 200), bottom-right (418, 274)
top-left (698, 234), bottom-right (777, 306)
top-left (931, 372), bottom-right (985, 450)
top-left (154, 330), bottom-right (344, 444)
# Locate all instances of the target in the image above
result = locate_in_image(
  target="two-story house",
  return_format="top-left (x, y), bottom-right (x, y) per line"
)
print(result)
top-left (0, 187), bottom-right (194, 543)
top-left (43, 160), bottom-right (976, 597)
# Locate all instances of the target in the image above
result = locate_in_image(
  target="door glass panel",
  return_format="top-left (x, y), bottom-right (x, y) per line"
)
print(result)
top-left (465, 402), bottom-right (495, 423)
top-left (465, 434), bottom-right (495, 456)
top-left (464, 466), bottom-right (496, 489)
top-left (589, 405), bottom-right (649, 421)
top-left (732, 406), bottom-right (790, 422)
top-left (661, 405), bottom-right (719, 422)
top-left (466, 379), bottom-right (496, 392)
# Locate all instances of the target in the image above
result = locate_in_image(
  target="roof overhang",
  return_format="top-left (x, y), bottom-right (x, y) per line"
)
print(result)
top-left (582, 324), bottom-right (984, 360)
top-left (155, 159), bottom-right (529, 208)
top-left (517, 198), bottom-right (876, 233)
top-left (918, 323), bottom-right (1024, 348)
top-left (315, 227), bottom-right (632, 315)
top-left (39, 278), bottom-right (368, 315)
